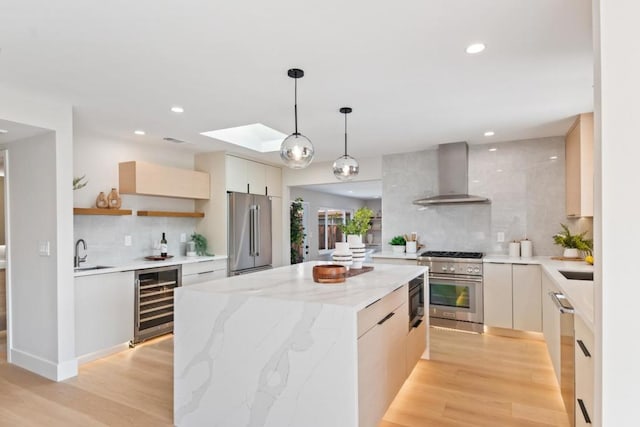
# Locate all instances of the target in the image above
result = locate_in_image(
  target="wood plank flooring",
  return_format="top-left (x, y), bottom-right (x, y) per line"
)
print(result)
top-left (0, 328), bottom-right (569, 426)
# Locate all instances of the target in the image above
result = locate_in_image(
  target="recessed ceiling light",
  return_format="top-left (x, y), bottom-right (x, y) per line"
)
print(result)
top-left (472, 179), bottom-right (480, 183)
top-left (171, 106), bottom-right (184, 113)
top-left (484, 131), bottom-right (495, 137)
top-left (496, 169), bottom-right (503, 173)
top-left (0, 129), bottom-right (8, 134)
top-left (134, 130), bottom-right (145, 135)
top-left (489, 148), bottom-right (497, 152)
top-left (466, 43), bottom-right (486, 54)
top-left (550, 155), bottom-right (558, 160)
top-left (348, 190), bottom-right (354, 194)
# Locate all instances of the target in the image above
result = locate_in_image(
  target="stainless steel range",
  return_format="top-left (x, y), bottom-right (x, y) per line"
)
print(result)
top-left (417, 251), bottom-right (484, 333)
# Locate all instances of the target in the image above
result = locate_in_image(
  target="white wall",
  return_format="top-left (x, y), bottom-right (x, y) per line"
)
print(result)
top-left (73, 127), bottom-right (200, 263)
top-left (594, 1), bottom-right (640, 425)
top-left (0, 84), bottom-right (75, 380)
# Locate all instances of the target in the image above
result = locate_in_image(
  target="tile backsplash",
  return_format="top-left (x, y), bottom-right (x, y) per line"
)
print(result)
top-left (382, 137), bottom-right (590, 256)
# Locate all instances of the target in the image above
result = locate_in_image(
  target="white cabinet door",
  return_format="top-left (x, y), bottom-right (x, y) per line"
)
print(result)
top-left (575, 315), bottom-right (594, 426)
top-left (406, 316), bottom-right (426, 375)
top-left (512, 264), bottom-right (542, 332)
top-left (358, 319), bottom-right (386, 427)
top-left (246, 160), bottom-right (266, 195)
top-left (225, 155), bottom-right (248, 193)
top-left (542, 269), bottom-right (562, 384)
top-left (75, 271), bottom-right (135, 358)
top-left (265, 165), bottom-right (282, 197)
top-left (483, 263), bottom-right (513, 328)
top-left (385, 302), bottom-right (408, 404)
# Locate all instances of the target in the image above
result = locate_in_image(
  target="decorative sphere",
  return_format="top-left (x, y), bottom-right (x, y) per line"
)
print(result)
top-left (280, 133), bottom-right (314, 169)
top-left (333, 155), bottom-right (359, 181)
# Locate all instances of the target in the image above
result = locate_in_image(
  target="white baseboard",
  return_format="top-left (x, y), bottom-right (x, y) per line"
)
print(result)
top-left (10, 348), bottom-right (78, 381)
top-left (77, 342), bottom-right (130, 365)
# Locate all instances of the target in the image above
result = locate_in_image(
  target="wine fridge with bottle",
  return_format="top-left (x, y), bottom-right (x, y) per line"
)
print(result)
top-left (131, 264), bottom-right (181, 346)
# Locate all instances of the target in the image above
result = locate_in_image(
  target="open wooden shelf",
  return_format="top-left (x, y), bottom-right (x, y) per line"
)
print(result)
top-left (74, 208), bottom-right (133, 216)
top-left (137, 210), bottom-right (205, 218)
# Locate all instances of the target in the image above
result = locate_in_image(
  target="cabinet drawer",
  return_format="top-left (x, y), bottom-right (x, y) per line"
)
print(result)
top-left (575, 315), bottom-right (594, 426)
top-left (358, 284), bottom-right (407, 337)
top-left (182, 260), bottom-right (226, 276)
top-left (182, 270), bottom-right (227, 286)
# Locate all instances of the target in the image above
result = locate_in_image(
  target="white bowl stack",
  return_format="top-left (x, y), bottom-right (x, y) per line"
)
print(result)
top-left (332, 242), bottom-right (353, 269)
top-left (350, 242), bottom-right (366, 269)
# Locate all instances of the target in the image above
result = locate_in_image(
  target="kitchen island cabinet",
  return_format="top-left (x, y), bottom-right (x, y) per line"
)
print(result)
top-left (174, 262), bottom-right (428, 427)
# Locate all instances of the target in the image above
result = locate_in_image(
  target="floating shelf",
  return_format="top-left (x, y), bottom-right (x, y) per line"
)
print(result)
top-left (137, 210), bottom-right (205, 218)
top-left (74, 208), bottom-right (133, 216)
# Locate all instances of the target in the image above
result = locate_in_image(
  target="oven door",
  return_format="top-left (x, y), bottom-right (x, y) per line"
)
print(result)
top-left (429, 274), bottom-right (483, 324)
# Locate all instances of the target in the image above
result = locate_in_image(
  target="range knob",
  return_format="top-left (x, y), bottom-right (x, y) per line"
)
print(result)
top-left (467, 267), bottom-right (473, 273)
top-left (474, 267), bottom-right (480, 273)
top-left (449, 267), bottom-right (455, 272)
top-left (442, 266), bottom-right (448, 272)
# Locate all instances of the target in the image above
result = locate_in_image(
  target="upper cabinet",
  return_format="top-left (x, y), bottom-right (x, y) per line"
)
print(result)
top-left (565, 113), bottom-right (594, 217)
top-left (119, 161), bottom-right (210, 200)
top-left (225, 155), bottom-right (282, 197)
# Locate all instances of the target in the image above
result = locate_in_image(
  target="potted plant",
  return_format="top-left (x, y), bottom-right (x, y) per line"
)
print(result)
top-left (389, 235), bottom-right (407, 254)
top-left (553, 224), bottom-right (593, 258)
top-left (339, 207), bottom-right (374, 247)
top-left (190, 233), bottom-right (213, 256)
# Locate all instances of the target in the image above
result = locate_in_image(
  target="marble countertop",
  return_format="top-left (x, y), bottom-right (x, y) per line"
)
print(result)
top-left (371, 251), bottom-right (420, 260)
top-left (184, 261), bottom-right (428, 311)
top-left (73, 255), bottom-right (227, 277)
top-left (484, 254), bottom-right (594, 331)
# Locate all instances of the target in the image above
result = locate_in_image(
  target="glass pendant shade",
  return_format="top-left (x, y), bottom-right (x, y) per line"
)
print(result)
top-left (280, 132), bottom-right (314, 169)
top-left (281, 68), bottom-right (314, 169)
top-left (333, 155), bottom-right (359, 181)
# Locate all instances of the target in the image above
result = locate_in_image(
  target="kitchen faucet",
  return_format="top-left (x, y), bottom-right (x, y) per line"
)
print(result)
top-left (74, 239), bottom-right (87, 268)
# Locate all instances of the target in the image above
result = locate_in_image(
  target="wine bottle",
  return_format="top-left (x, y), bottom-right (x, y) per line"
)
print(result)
top-left (160, 233), bottom-right (168, 257)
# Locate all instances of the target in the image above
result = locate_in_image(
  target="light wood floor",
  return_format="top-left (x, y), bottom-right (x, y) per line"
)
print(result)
top-left (0, 328), bottom-right (569, 426)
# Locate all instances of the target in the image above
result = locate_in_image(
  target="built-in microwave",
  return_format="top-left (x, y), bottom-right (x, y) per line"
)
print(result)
top-left (408, 274), bottom-right (425, 328)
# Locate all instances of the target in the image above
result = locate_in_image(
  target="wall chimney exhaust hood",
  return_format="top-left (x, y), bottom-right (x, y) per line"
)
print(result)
top-left (413, 141), bottom-right (490, 206)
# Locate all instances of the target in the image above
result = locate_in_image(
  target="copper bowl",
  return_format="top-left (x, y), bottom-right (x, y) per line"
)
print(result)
top-left (312, 264), bottom-right (347, 284)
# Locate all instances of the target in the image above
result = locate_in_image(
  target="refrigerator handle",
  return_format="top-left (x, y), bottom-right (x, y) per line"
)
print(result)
top-left (254, 205), bottom-right (260, 256)
top-left (249, 206), bottom-right (255, 256)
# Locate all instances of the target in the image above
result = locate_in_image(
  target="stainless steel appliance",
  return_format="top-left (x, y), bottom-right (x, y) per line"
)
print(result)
top-left (417, 251), bottom-right (484, 333)
top-left (550, 291), bottom-right (576, 426)
top-left (228, 191), bottom-right (272, 276)
top-left (408, 273), bottom-right (425, 328)
top-left (132, 264), bottom-right (181, 346)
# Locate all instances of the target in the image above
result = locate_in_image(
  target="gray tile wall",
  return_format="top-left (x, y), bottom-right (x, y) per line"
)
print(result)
top-left (382, 137), bottom-right (589, 256)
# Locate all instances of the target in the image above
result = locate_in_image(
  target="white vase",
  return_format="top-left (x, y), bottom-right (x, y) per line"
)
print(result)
top-left (391, 245), bottom-right (405, 254)
top-left (563, 248), bottom-right (579, 258)
top-left (406, 241), bottom-right (417, 254)
top-left (347, 234), bottom-right (362, 247)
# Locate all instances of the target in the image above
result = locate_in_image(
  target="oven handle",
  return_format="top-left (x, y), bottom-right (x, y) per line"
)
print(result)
top-left (429, 274), bottom-right (482, 283)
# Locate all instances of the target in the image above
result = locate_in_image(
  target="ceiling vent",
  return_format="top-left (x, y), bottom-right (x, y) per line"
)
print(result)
top-left (163, 137), bottom-right (187, 144)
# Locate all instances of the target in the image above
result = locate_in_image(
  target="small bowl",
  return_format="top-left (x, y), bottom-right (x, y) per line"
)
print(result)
top-left (312, 264), bottom-right (347, 284)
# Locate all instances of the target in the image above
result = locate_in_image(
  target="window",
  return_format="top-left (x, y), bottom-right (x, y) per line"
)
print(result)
top-left (318, 209), bottom-right (352, 251)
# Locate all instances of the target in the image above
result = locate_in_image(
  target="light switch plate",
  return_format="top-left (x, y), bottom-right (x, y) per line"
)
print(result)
top-left (38, 240), bottom-right (50, 256)
top-left (497, 232), bottom-right (505, 243)
top-left (124, 235), bottom-right (132, 246)
top-left (180, 233), bottom-right (186, 243)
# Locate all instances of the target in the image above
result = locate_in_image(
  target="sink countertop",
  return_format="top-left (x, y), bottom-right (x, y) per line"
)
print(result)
top-left (484, 254), bottom-right (594, 332)
top-left (73, 255), bottom-right (227, 277)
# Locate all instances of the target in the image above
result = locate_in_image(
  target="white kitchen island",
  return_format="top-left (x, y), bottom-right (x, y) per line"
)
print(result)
top-left (174, 262), bottom-right (428, 427)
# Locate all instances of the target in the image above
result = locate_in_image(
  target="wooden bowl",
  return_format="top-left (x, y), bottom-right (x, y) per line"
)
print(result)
top-left (312, 264), bottom-right (347, 284)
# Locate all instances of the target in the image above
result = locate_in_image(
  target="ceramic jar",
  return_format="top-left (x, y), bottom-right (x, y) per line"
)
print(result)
top-left (95, 191), bottom-right (108, 209)
top-left (107, 188), bottom-right (122, 209)
top-left (332, 242), bottom-right (353, 269)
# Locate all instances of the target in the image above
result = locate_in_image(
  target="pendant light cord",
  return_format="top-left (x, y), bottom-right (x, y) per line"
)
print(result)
top-left (294, 78), bottom-right (298, 134)
top-left (344, 112), bottom-right (348, 156)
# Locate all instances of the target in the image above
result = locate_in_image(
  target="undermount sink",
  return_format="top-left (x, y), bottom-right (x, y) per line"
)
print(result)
top-left (559, 270), bottom-right (594, 281)
top-left (74, 265), bottom-right (113, 272)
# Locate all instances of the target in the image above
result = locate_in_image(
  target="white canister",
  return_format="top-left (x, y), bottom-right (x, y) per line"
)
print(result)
top-left (508, 241), bottom-right (521, 258)
top-left (406, 241), bottom-right (417, 254)
top-left (520, 239), bottom-right (533, 258)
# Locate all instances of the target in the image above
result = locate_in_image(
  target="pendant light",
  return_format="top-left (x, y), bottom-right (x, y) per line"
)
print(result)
top-left (333, 107), bottom-right (359, 181)
top-left (280, 68), bottom-right (314, 169)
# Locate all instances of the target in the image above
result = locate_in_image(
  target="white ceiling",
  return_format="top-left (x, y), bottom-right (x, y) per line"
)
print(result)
top-left (0, 119), bottom-right (51, 144)
top-left (0, 0), bottom-right (592, 165)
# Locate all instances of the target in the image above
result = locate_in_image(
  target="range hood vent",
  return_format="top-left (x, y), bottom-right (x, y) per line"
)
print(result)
top-left (413, 141), bottom-right (490, 206)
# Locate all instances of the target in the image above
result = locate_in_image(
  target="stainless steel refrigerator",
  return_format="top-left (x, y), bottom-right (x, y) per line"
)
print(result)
top-left (228, 191), bottom-right (272, 275)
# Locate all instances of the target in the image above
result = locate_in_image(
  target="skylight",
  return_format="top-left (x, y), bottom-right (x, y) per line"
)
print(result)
top-left (201, 123), bottom-right (287, 153)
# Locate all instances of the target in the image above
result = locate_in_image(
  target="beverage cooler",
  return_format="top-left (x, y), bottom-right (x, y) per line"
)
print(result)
top-left (132, 265), bottom-right (181, 345)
